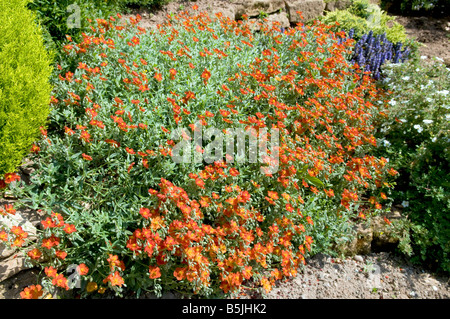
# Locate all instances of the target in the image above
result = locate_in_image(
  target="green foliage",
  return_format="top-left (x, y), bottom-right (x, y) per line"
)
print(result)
top-left (27, 0), bottom-right (174, 56)
top-left (320, 0), bottom-right (409, 44)
top-left (123, 0), bottom-right (170, 7)
top-left (374, 57), bottom-right (450, 273)
top-left (27, 0), bottom-right (123, 52)
top-left (0, 0), bottom-right (53, 177)
top-left (381, 0), bottom-right (450, 14)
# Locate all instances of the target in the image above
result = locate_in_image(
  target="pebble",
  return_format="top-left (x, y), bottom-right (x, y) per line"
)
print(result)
top-left (353, 255), bottom-right (364, 263)
top-left (432, 286), bottom-right (438, 291)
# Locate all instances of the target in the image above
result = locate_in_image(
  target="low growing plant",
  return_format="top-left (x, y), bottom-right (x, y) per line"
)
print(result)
top-left (374, 57), bottom-right (450, 273)
top-left (3, 9), bottom-right (397, 298)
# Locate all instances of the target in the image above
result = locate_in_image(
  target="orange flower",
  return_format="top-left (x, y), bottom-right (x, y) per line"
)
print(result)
top-left (154, 72), bottom-right (162, 82)
top-left (52, 274), bottom-right (69, 290)
top-left (41, 217), bottom-right (55, 229)
top-left (45, 266), bottom-right (58, 278)
top-left (267, 191), bottom-right (279, 200)
top-left (82, 153), bottom-right (93, 161)
top-left (139, 207), bottom-right (151, 219)
top-left (201, 68), bottom-right (211, 84)
top-left (30, 144), bottom-right (40, 154)
top-left (229, 168), bottom-right (240, 176)
top-left (63, 224), bottom-right (77, 234)
top-left (64, 126), bottom-right (75, 135)
top-left (195, 178), bottom-right (205, 189)
top-left (27, 248), bottom-right (42, 260)
top-left (55, 250), bottom-right (67, 260)
top-left (108, 271), bottom-right (125, 287)
top-left (4, 173), bottom-right (20, 184)
top-left (80, 130), bottom-right (91, 143)
top-left (11, 225), bottom-right (24, 236)
top-left (261, 277), bottom-right (272, 293)
top-left (388, 168), bottom-right (398, 176)
top-left (12, 237), bottom-right (25, 247)
top-left (0, 231), bottom-right (7, 242)
top-left (169, 68), bottom-right (177, 80)
top-left (77, 263), bottom-right (89, 276)
top-left (4, 204), bottom-right (16, 215)
top-left (149, 266), bottom-right (161, 279)
top-left (20, 285), bottom-right (43, 299)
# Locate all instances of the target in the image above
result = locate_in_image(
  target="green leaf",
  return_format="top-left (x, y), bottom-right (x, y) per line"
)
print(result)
top-left (305, 175), bottom-right (324, 188)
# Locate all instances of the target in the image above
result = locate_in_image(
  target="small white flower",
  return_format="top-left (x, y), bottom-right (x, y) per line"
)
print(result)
top-left (414, 124), bottom-right (423, 133)
top-left (435, 57), bottom-right (444, 62)
top-left (426, 97), bottom-right (433, 103)
top-left (388, 100), bottom-right (397, 106)
top-left (399, 118), bottom-right (407, 123)
top-left (402, 76), bottom-right (410, 81)
top-left (432, 137), bottom-right (437, 142)
top-left (382, 139), bottom-right (391, 147)
top-left (423, 120), bottom-right (433, 124)
top-left (402, 201), bottom-right (409, 207)
top-left (420, 56), bottom-right (428, 59)
top-left (436, 90), bottom-right (449, 96)
top-left (445, 114), bottom-right (450, 120)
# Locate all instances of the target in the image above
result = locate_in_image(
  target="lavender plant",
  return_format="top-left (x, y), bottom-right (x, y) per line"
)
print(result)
top-left (341, 29), bottom-right (411, 80)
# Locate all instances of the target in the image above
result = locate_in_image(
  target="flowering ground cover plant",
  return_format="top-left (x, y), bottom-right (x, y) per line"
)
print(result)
top-left (2, 8), bottom-right (399, 298)
top-left (373, 57), bottom-right (450, 273)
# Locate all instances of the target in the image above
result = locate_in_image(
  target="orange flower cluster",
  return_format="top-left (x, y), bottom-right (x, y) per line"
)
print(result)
top-left (21, 7), bottom-right (397, 297)
top-left (0, 172), bottom-right (20, 190)
top-left (125, 177), bottom-right (312, 294)
top-left (20, 285), bottom-right (43, 299)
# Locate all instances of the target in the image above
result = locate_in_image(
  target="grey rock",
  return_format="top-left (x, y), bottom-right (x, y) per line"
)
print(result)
top-left (235, 0), bottom-right (286, 19)
top-left (285, 0), bottom-right (325, 23)
top-left (325, 0), bottom-right (351, 11)
top-left (0, 253), bottom-right (28, 283)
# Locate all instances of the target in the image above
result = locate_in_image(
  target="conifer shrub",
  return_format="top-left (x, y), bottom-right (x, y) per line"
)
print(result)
top-left (0, 0), bottom-right (53, 180)
top-left (320, 0), bottom-right (409, 44)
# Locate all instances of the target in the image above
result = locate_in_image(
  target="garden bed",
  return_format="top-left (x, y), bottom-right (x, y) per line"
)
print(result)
top-left (1, 0), bottom-right (449, 299)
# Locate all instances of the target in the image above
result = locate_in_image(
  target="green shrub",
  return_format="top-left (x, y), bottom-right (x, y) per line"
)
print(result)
top-left (123, 0), bottom-right (170, 8)
top-left (374, 57), bottom-right (450, 273)
top-left (5, 11), bottom-right (396, 298)
top-left (0, 0), bottom-right (53, 179)
top-left (28, 0), bottom-right (173, 52)
top-left (320, 0), bottom-right (409, 44)
top-left (27, 0), bottom-right (124, 52)
top-left (381, 0), bottom-right (450, 14)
